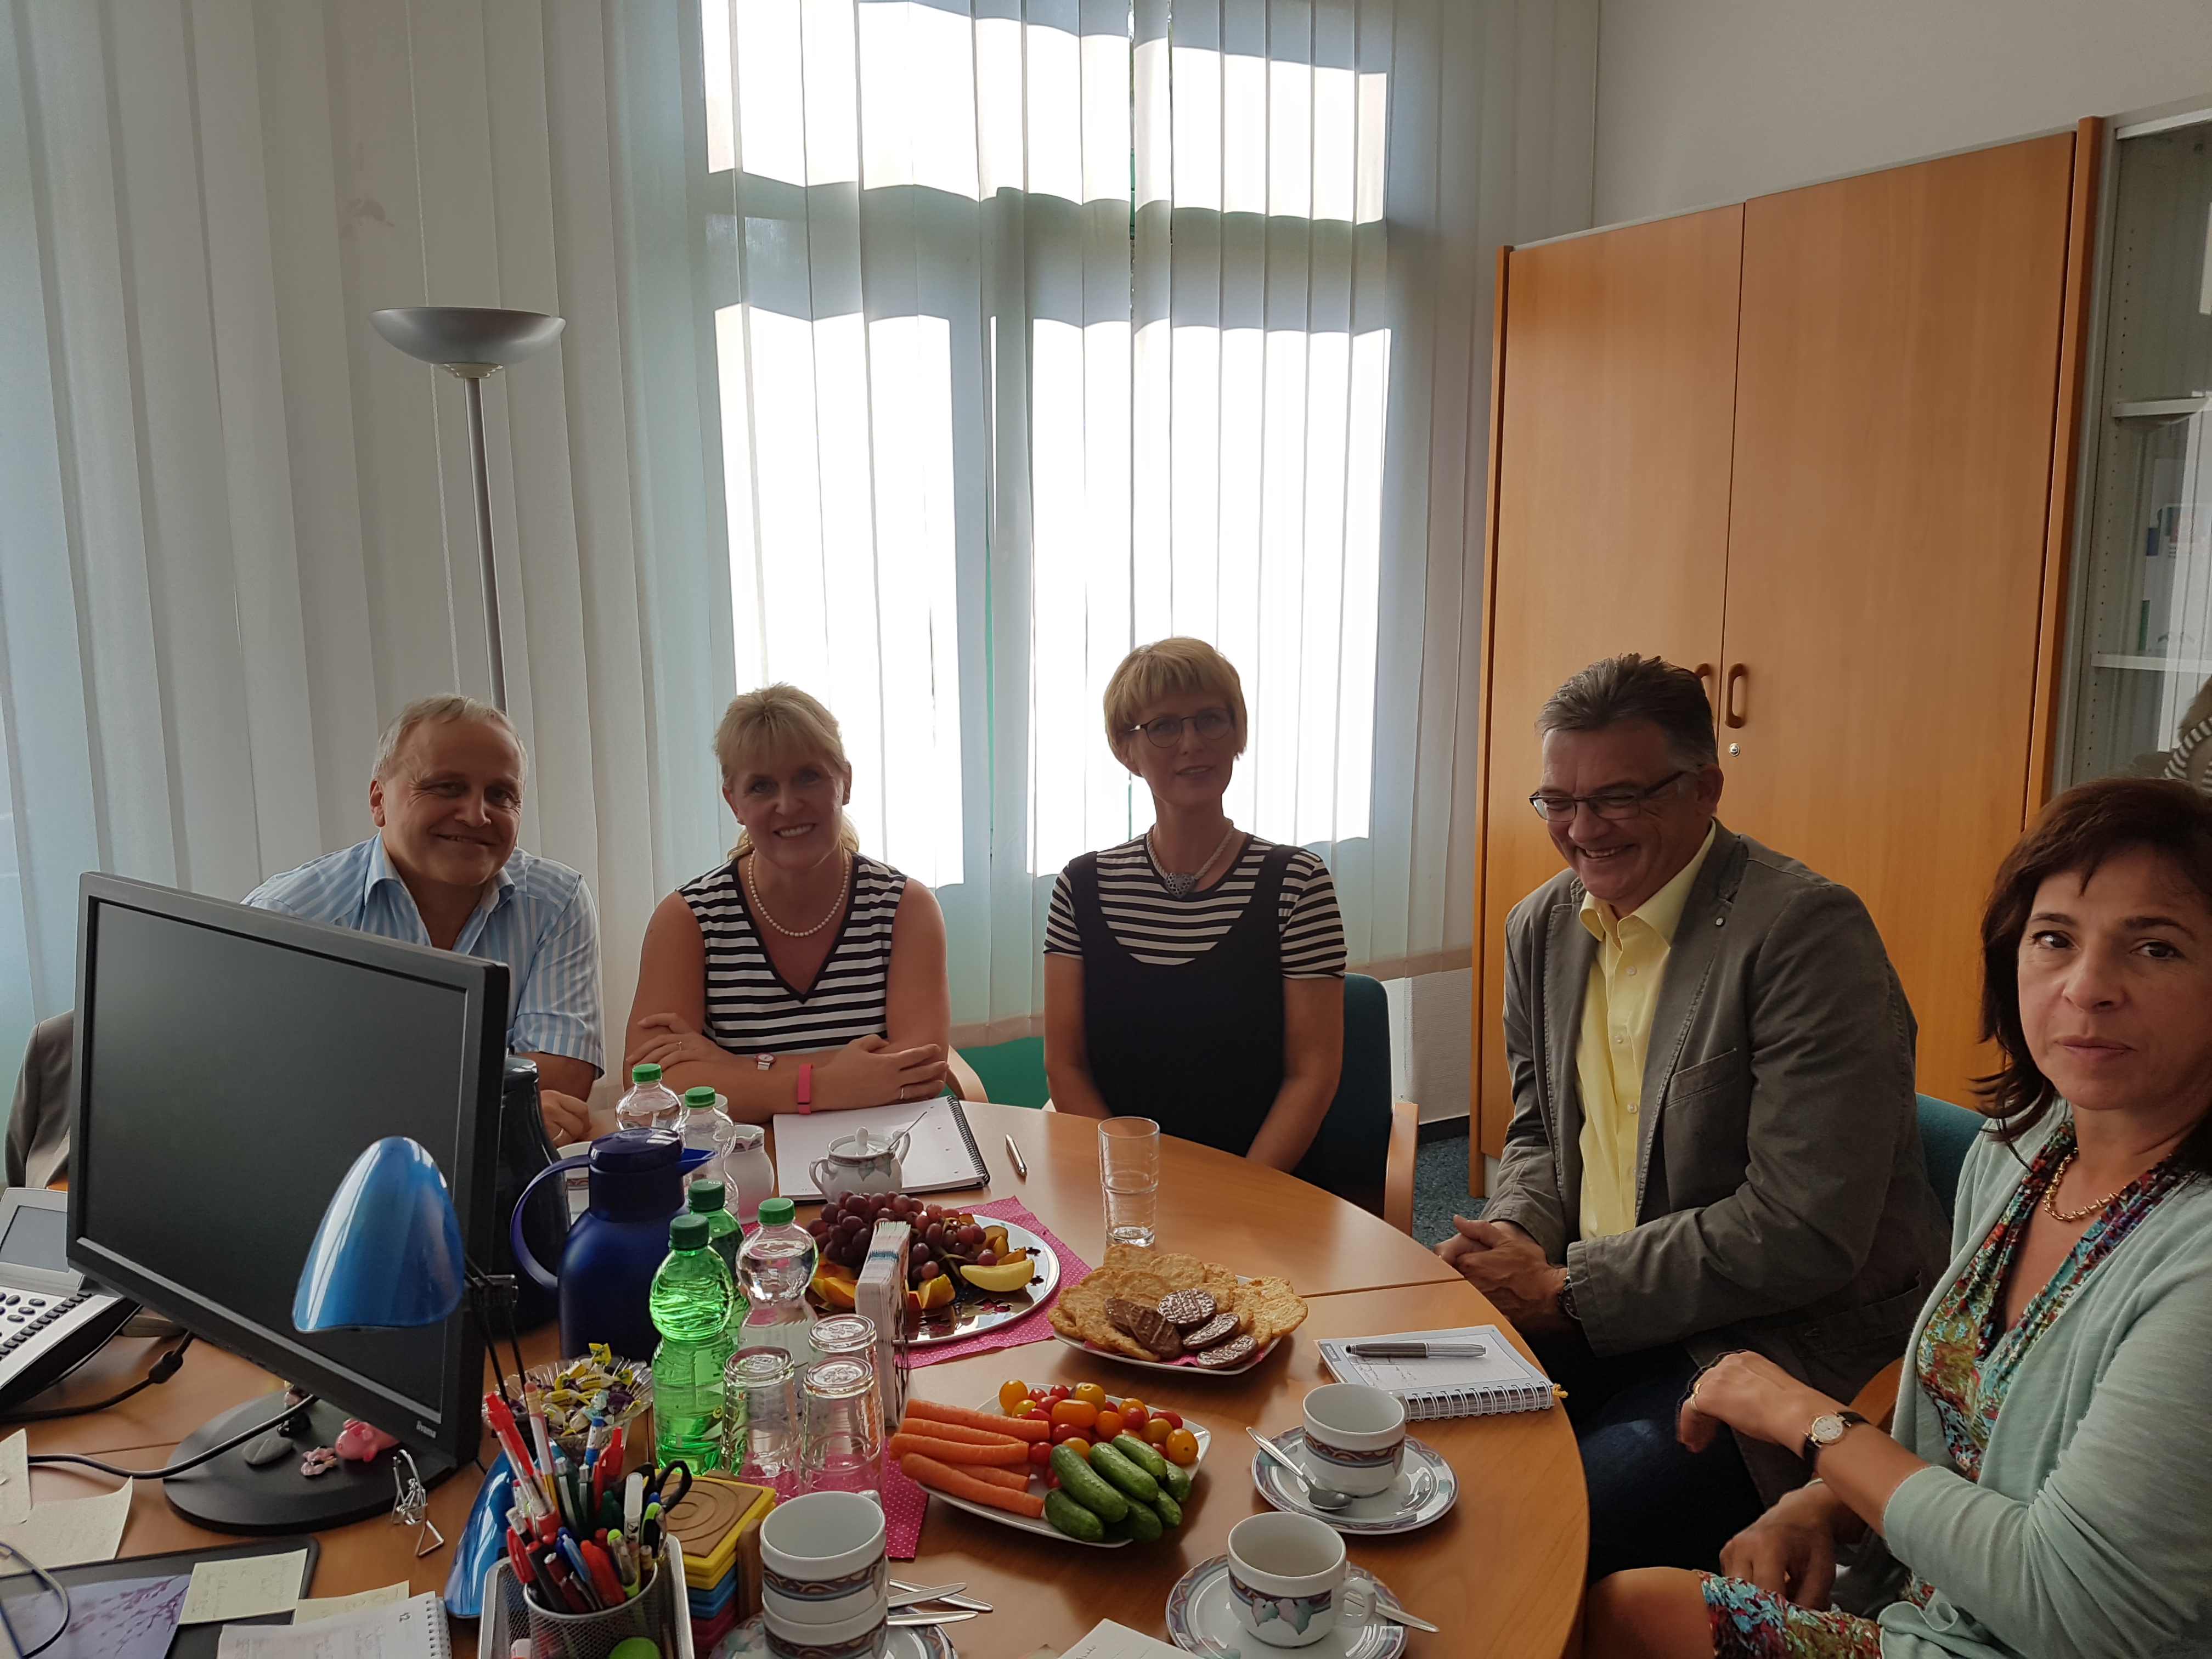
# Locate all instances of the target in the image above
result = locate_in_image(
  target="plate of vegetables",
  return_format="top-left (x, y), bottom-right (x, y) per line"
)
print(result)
top-left (893, 1383), bottom-right (1206, 1549)
top-left (806, 1191), bottom-right (1062, 1346)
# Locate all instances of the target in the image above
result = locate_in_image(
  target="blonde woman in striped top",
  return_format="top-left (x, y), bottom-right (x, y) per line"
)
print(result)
top-left (1044, 639), bottom-right (1347, 1170)
top-left (625, 685), bottom-right (950, 1122)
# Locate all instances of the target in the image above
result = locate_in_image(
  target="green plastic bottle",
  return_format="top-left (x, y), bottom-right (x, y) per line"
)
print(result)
top-left (648, 1212), bottom-right (736, 1469)
top-left (687, 1180), bottom-right (750, 1336)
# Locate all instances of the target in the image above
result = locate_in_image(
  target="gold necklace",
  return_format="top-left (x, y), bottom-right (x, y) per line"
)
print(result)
top-left (2041, 1149), bottom-right (2131, 1225)
top-left (746, 849), bottom-right (850, 938)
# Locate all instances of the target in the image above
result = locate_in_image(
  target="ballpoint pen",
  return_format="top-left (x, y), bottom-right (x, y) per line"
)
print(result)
top-left (1345, 1341), bottom-right (1486, 1358)
top-left (1004, 1135), bottom-right (1028, 1177)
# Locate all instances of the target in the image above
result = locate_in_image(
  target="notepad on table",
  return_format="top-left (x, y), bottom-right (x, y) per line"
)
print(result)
top-left (213, 1591), bottom-right (450, 1657)
top-left (1317, 1325), bottom-right (1556, 1419)
top-left (771, 1098), bottom-right (990, 1198)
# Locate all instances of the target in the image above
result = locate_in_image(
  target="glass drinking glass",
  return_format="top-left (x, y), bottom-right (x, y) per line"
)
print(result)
top-left (1099, 1116), bottom-right (1161, 1248)
top-left (727, 1347), bottom-right (802, 1498)
top-left (809, 1313), bottom-right (878, 1361)
top-left (800, 1357), bottom-right (885, 1498)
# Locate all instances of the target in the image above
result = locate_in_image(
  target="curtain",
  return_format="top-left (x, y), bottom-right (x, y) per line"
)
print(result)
top-left (689, 0), bottom-right (1597, 1041)
top-left (0, 0), bottom-right (1594, 1075)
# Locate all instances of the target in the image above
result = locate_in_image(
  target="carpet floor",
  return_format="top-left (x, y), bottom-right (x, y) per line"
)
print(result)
top-left (1411, 1129), bottom-right (1483, 1249)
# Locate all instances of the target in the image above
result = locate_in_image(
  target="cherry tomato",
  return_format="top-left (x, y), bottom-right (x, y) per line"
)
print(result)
top-left (1153, 1408), bottom-right (1183, 1430)
top-left (1028, 1442), bottom-right (1053, 1468)
top-left (998, 1379), bottom-right (1029, 1413)
top-left (1047, 1385), bottom-right (1071, 1402)
top-left (1050, 1399), bottom-right (1098, 1430)
top-left (1071, 1382), bottom-right (1108, 1409)
top-left (1094, 1409), bottom-right (1125, 1441)
top-left (1119, 1399), bottom-right (1149, 1427)
top-left (1044, 1472), bottom-right (1060, 1489)
top-left (1027, 1388), bottom-right (1048, 1403)
top-left (1143, 1418), bottom-right (1175, 1446)
top-left (1164, 1427), bottom-right (1199, 1466)
top-left (1051, 1421), bottom-right (1085, 1444)
top-left (1008, 1399), bottom-right (1038, 1418)
top-left (1059, 1437), bottom-right (1091, 1461)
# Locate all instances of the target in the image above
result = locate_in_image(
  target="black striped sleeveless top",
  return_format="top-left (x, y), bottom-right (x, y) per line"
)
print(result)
top-left (679, 852), bottom-right (908, 1054)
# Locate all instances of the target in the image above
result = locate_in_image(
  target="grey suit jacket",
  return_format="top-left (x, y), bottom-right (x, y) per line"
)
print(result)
top-left (7, 1012), bottom-right (74, 1190)
top-left (1485, 823), bottom-right (1949, 1498)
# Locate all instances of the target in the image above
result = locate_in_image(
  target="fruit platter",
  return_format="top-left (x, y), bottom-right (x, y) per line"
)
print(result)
top-left (893, 1382), bottom-right (1206, 1549)
top-left (804, 1189), bottom-right (1062, 1346)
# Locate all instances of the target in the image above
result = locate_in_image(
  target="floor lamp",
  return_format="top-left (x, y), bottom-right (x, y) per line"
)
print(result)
top-left (369, 307), bottom-right (566, 712)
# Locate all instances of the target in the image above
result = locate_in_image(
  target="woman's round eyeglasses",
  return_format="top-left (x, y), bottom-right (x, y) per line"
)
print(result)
top-left (1528, 770), bottom-right (1690, 823)
top-left (1127, 709), bottom-right (1234, 749)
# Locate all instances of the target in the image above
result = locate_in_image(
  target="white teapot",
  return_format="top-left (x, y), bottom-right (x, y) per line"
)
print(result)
top-left (810, 1127), bottom-right (910, 1206)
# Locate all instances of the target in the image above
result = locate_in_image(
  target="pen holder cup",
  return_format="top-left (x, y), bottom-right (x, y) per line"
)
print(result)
top-left (488, 1535), bottom-right (694, 1659)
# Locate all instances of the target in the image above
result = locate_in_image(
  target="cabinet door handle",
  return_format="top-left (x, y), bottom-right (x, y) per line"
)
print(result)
top-left (1694, 663), bottom-right (1716, 710)
top-left (1723, 663), bottom-right (1748, 729)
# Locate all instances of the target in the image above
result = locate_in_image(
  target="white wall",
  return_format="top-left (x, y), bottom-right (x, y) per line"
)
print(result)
top-left (1594, 0), bottom-right (2212, 224)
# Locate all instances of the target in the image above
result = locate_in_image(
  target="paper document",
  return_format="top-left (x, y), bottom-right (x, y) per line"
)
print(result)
top-left (292, 1583), bottom-right (410, 1623)
top-left (0, 1477), bottom-right (132, 1567)
top-left (215, 1592), bottom-right (450, 1657)
top-left (771, 1098), bottom-right (989, 1198)
top-left (181, 1547), bottom-right (308, 1622)
top-left (1057, 1621), bottom-right (1188, 1659)
top-left (41, 1571), bottom-right (189, 1659)
top-left (0, 1430), bottom-right (29, 1526)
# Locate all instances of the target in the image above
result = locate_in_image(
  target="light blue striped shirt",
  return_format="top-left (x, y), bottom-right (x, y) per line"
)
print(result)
top-left (245, 836), bottom-right (604, 1074)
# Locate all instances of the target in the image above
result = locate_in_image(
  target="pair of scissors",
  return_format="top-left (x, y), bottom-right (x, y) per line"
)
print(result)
top-left (639, 1460), bottom-right (692, 1553)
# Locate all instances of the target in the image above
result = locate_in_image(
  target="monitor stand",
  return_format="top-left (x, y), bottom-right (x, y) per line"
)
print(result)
top-left (163, 1392), bottom-right (458, 1534)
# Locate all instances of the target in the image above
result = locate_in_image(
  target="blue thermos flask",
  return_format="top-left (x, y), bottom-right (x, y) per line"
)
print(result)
top-left (510, 1128), bottom-right (687, 1361)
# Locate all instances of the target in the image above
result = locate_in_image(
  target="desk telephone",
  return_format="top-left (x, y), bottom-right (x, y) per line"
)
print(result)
top-left (0, 1189), bottom-right (138, 1415)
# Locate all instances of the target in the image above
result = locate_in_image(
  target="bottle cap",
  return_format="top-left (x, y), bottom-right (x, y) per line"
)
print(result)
top-left (684, 1086), bottom-right (718, 1108)
top-left (631, 1063), bottom-right (663, 1084)
top-left (670, 1213), bottom-right (710, 1251)
top-left (757, 1197), bottom-right (796, 1227)
top-left (688, 1180), bottom-right (727, 1212)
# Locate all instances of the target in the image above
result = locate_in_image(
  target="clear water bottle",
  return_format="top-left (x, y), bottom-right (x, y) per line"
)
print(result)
top-left (679, 1085), bottom-right (736, 1180)
top-left (616, 1062), bottom-right (682, 1131)
top-left (721, 1122), bottom-right (775, 1226)
top-left (687, 1179), bottom-right (749, 1335)
top-left (649, 1212), bottom-right (736, 1469)
top-left (736, 1196), bottom-right (818, 1364)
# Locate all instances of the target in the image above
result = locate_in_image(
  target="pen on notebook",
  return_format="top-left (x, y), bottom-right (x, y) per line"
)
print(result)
top-left (1346, 1341), bottom-right (1487, 1358)
top-left (1005, 1135), bottom-right (1028, 1178)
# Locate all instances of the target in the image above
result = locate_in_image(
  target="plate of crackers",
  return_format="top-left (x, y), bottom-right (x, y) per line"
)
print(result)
top-left (1047, 1245), bottom-right (1307, 1375)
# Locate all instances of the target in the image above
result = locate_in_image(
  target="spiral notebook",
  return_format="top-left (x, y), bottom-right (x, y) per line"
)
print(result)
top-left (771, 1098), bottom-right (990, 1198)
top-left (1316, 1325), bottom-right (1556, 1419)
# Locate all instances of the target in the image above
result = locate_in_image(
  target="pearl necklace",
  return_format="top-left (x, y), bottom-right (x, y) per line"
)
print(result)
top-left (1149, 822), bottom-right (1238, 899)
top-left (2041, 1149), bottom-right (2130, 1225)
top-left (746, 848), bottom-right (850, 938)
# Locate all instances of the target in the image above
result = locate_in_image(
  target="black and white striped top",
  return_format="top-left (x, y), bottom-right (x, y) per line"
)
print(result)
top-left (1044, 835), bottom-right (1347, 975)
top-left (681, 853), bottom-right (909, 1053)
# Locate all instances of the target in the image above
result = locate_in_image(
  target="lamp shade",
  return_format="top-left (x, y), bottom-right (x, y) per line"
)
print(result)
top-left (369, 307), bottom-right (565, 367)
top-left (294, 1137), bottom-right (466, 1331)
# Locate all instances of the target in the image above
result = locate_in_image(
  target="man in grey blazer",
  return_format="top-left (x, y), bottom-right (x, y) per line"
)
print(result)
top-left (1440, 654), bottom-right (1947, 1580)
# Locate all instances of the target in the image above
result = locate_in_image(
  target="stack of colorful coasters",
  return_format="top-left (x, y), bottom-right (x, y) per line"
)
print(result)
top-left (664, 1474), bottom-right (775, 1653)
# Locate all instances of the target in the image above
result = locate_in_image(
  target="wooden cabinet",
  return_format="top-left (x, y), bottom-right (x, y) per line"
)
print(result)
top-left (1472, 127), bottom-right (2101, 1173)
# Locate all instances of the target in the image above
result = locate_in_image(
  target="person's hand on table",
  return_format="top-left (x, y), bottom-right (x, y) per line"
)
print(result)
top-left (816, 1035), bottom-right (949, 1109)
top-left (1434, 1216), bottom-right (1570, 1334)
top-left (632, 1012), bottom-right (730, 1071)
top-left (537, 1088), bottom-right (592, 1145)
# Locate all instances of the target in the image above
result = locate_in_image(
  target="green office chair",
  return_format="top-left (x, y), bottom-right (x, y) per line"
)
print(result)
top-left (1916, 1092), bottom-right (1984, 1222)
top-left (1291, 974), bottom-right (1420, 1231)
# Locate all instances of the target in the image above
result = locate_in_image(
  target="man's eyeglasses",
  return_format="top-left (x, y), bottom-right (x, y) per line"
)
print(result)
top-left (1127, 709), bottom-right (1234, 749)
top-left (0, 1542), bottom-right (72, 1656)
top-left (1528, 770), bottom-right (1691, 823)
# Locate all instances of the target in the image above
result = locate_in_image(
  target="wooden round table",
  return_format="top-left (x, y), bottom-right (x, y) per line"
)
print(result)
top-left (21, 1103), bottom-right (1588, 1657)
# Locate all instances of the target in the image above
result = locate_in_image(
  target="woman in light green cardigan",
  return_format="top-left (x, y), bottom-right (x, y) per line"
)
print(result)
top-left (1587, 775), bottom-right (2212, 1658)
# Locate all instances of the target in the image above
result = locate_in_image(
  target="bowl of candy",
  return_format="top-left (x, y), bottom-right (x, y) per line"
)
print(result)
top-left (487, 1344), bottom-right (653, 1463)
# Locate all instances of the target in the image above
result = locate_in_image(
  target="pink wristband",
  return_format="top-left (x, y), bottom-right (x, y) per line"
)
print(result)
top-left (797, 1063), bottom-right (813, 1113)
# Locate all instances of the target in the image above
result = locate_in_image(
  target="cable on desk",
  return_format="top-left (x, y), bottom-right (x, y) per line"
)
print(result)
top-left (28, 1392), bottom-right (319, 1480)
top-left (1, 1334), bottom-right (195, 1423)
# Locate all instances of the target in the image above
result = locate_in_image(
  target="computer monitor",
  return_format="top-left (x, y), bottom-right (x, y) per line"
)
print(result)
top-left (68, 874), bottom-right (507, 1533)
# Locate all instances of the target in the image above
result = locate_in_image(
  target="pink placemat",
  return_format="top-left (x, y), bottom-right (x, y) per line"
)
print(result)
top-left (881, 1458), bottom-right (927, 1559)
top-left (903, 1198), bottom-right (1091, 1368)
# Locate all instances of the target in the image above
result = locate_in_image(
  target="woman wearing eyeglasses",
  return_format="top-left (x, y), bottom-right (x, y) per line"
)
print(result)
top-left (1043, 637), bottom-right (1346, 1169)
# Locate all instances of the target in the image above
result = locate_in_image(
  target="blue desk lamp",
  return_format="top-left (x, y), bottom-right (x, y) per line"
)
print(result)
top-left (294, 1137), bottom-right (466, 1332)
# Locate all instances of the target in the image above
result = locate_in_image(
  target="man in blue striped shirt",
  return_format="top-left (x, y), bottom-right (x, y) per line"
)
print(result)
top-left (246, 696), bottom-right (602, 1142)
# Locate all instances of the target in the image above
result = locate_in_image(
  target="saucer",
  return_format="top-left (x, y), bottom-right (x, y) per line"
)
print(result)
top-left (1165, 1556), bottom-right (1406, 1659)
top-left (1249, 1429), bottom-right (1457, 1535)
top-left (723, 1616), bottom-right (957, 1659)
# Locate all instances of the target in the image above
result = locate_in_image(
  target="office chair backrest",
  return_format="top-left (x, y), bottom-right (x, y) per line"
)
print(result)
top-left (1292, 974), bottom-right (1392, 1207)
top-left (1916, 1093), bottom-right (1984, 1223)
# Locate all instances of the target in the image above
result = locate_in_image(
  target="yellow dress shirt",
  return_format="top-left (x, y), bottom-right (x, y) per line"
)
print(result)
top-left (1575, 824), bottom-right (1717, 1240)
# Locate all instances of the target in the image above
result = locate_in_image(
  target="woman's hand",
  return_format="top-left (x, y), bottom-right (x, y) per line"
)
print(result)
top-left (1677, 1350), bottom-right (1838, 1453)
top-left (816, 1035), bottom-right (949, 1110)
top-left (536, 1088), bottom-right (594, 1146)
top-left (631, 1012), bottom-right (732, 1071)
top-left (1719, 1482), bottom-right (1854, 1607)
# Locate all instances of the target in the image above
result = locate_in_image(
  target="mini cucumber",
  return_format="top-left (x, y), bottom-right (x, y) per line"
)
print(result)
top-left (1150, 1488), bottom-right (1183, 1529)
top-left (1043, 1489), bottom-right (1105, 1542)
top-left (1051, 1443), bottom-right (1129, 1521)
top-left (1087, 1442), bottom-right (1161, 1503)
top-left (1107, 1499), bottom-right (1164, 1543)
top-left (1159, 1459), bottom-right (1193, 1503)
top-left (1113, 1433), bottom-right (1171, 1482)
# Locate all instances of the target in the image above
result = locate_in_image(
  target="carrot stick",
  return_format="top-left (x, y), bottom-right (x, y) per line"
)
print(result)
top-left (906, 1399), bottom-right (1051, 1442)
top-left (958, 1463), bottom-right (1032, 1491)
top-left (902, 1453), bottom-right (1047, 1518)
top-left (894, 1417), bottom-right (1028, 1449)
top-left (888, 1432), bottom-right (1030, 1466)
